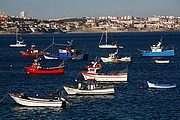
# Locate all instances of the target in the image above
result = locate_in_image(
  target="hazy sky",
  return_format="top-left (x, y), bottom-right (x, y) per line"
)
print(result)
top-left (0, 0), bottom-right (180, 19)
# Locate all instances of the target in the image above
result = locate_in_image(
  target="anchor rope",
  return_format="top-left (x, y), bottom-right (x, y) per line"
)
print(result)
top-left (22, 67), bottom-right (26, 73)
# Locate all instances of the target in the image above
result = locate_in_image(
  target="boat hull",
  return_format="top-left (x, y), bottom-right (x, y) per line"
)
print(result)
top-left (63, 86), bottom-right (114, 95)
top-left (10, 44), bottom-right (26, 47)
top-left (101, 57), bottom-right (131, 63)
top-left (10, 94), bottom-right (64, 107)
top-left (155, 60), bottom-right (170, 64)
top-left (44, 53), bottom-right (89, 60)
top-left (147, 81), bottom-right (176, 89)
top-left (20, 51), bottom-right (44, 56)
top-left (81, 72), bottom-right (128, 82)
top-left (99, 44), bottom-right (118, 49)
top-left (25, 66), bottom-right (65, 74)
top-left (140, 50), bottom-right (175, 57)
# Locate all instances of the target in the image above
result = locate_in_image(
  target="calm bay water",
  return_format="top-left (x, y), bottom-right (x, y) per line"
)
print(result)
top-left (0, 32), bottom-right (180, 120)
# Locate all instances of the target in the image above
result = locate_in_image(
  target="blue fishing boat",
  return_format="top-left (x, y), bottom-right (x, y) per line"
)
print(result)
top-left (139, 37), bottom-right (175, 57)
top-left (44, 48), bottom-right (89, 60)
top-left (43, 40), bottom-right (88, 60)
top-left (147, 81), bottom-right (176, 89)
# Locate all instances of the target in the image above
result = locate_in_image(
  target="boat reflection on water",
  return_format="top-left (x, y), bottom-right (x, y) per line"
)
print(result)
top-left (10, 106), bottom-right (64, 120)
top-left (11, 105), bottom-right (63, 112)
top-left (26, 73), bottom-right (64, 77)
top-left (66, 94), bottom-right (115, 100)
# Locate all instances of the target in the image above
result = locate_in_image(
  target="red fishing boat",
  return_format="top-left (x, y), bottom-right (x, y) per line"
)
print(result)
top-left (20, 44), bottom-right (45, 57)
top-left (25, 58), bottom-right (65, 74)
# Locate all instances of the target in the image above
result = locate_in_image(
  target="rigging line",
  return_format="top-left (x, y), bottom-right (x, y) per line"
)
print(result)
top-left (54, 43), bottom-right (71, 47)
top-left (81, 45), bottom-right (87, 53)
top-left (99, 31), bottom-right (105, 45)
top-left (58, 60), bottom-right (65, 67)
top-left (0, 93), bottom-right (9, 103)
top-left (42, 43), bottom-right (53, 52)
top-left (21, 67), bottom-right (26, 73)
top-left (74, 72), bottom-right (81, 81)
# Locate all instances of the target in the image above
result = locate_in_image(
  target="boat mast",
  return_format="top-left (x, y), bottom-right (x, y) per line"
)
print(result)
top-left (16, 29), bottom-right (18, 42)
top-left (52, 36), bottom-right (55, 53)
top-left (99, 32), bottom-right (104, 45)
top-left (105, 30), bottom-right (108, 45)
top-left (160, 36), bottom-right (163, 43)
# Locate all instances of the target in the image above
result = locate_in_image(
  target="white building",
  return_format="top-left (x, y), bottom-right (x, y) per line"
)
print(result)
top-left (107, 16), bottom-right (118, 20)
top-left (148, 15), bottom-right (160, 22)
top-left (20, 11), bottom-right (28, 18)
top-left (121, 15), bottom-right (133, 20)
top-left (0, 9), bottom-right (5, 16)
top-left (98, 16), bottom-right (108, 20)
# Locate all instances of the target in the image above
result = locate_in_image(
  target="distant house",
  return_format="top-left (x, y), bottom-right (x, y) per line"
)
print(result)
top-left (148, 15), bottom-right (160, 22)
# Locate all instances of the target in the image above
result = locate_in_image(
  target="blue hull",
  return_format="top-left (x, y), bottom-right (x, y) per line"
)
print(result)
top-left (140, 50), bottom-right (175, 57)
top-left (44, 53), bottom-right (89, 60)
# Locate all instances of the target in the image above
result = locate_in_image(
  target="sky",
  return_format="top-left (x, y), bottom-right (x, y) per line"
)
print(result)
top-left (0, 0), bottom-right (180, 19)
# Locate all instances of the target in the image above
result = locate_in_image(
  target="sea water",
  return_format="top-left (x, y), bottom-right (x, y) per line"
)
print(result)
top-left (0, 32), bottom-right (179, 119)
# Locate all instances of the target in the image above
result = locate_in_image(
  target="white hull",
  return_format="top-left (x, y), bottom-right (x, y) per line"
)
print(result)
top-left (99, 44), bottom-right (118, 49)
top-left (63, 86), bottom-right (114, 95)
top-left (10, 44), bottom-right (26, 47)
top-left (155, 60), bottom-right (169, 64)
top-left (101, 56), bottom-right (131, 63)
top-left (44, 54), bottom-right (58, 60)
top-left (147, 81), bottom-right (176, 89)
top-left (119, 56), bottom-right (131, 62)
top-left (10, 94), bottom-right (65, 107)
top-left (82, 73), bottom-right (128, 82)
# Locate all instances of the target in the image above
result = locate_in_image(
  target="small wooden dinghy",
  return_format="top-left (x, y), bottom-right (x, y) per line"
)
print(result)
top-left (9, 93), bottom-right (68, 107)
top-left (147, 81), bottom-right (176, 89)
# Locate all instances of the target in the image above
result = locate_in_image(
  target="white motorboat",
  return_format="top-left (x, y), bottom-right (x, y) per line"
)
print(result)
top-left (101, 49), bottom-right (131, 63)
top-left (9, 93), bottom-right (68, 107)
top-left (63, 79), bottom-right (114, 95)
top-left (147, 81), bottom-right (176, 89)
top-left (155, 60), bottom-right (170, 64)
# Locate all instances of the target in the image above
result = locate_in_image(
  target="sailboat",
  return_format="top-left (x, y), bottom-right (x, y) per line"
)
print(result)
top-left (99, 30), bottom-right (123, 49)
top-left (10, 32), bottom-right (26, 47)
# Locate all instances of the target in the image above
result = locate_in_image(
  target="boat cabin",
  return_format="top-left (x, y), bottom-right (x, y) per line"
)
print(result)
top-left (86, 62), bottom-right (101, 74)
top-left (78, 79), bottom-right (96, 90)
top-left (59, 48), bottom-right (82, 57)
top-left (150, 41), bottom-right (163, 52)
top-left (31, 58), bottom-right (42, 69)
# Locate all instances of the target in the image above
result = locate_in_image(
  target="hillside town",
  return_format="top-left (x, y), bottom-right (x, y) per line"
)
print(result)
top-left (0, 10), bottom-right (180, 34)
